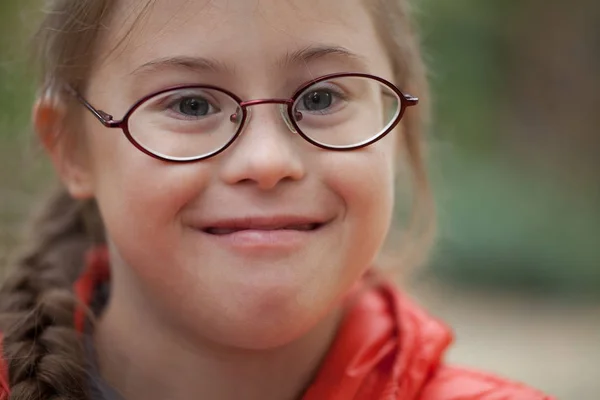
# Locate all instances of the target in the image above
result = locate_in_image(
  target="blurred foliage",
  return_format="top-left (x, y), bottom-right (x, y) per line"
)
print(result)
top-left (0, 1), bottom-right (51, 264)
top-left (0, 0), bottom-right (598, 296)
top-left (0, 0), bottom-right (37, 141)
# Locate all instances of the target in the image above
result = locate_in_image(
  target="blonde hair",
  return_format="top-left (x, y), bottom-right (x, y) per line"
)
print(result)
top-left (0, 0), bottom-right (432, 398)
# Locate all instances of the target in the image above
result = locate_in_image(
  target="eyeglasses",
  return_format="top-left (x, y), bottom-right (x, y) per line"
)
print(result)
top-left (68, 73), bottom-right (418, 163)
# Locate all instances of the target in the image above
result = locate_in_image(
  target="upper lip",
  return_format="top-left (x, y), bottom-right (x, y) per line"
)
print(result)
top-left (199, 215), bottom-right (329, 233)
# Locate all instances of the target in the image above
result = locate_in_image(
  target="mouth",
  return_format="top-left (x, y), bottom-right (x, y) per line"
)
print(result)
top-left (204, 222), bottom-right (323, 235)
top-left (196, 216), bottom-right (330, 253)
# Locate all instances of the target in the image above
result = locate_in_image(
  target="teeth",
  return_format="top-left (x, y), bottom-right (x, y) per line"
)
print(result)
top-left (287, 224), bottom-right (316, 231)
top-left (209, 228), bottom-right (237, 235)
top-left (206, 224), bottom-right (318, 235)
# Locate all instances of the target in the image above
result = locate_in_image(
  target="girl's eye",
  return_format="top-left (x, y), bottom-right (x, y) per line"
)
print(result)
top-left (301, 90), bottom-right (334, 112)
top-left (171, 96), bottom-right (220, 118)
top-left (298, 86), bottom-right (347, 114)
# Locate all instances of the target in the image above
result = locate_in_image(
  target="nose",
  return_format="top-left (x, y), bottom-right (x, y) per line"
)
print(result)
top-left (219, 105), bottom-right (306, 190)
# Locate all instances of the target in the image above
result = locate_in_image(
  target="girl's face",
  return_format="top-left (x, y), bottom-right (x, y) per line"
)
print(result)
top-left (77, 0), bottom-right (398, 348)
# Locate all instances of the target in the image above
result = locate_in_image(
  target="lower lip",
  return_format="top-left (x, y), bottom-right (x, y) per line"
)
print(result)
top-left (199, 227), bottom-right (323, 254)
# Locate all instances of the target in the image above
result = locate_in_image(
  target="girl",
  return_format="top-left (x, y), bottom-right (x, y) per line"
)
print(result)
top-left (0, 0), bottom-right (552, 399)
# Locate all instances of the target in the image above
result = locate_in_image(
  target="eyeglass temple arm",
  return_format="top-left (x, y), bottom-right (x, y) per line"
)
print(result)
top-left (64, 85), bottom-right (122, 128)
top-left (403, 94), bottom-right (419, 106)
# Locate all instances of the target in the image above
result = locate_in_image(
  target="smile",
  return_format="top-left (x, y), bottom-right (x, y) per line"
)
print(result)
top-left (204, 223), bottom-right (322, 235)
top-left (197, 216), bottom-right (330, 254)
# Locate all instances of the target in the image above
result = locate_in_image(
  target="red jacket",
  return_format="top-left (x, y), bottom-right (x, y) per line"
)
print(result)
top-left (0, 249), bottom-right (553, 399)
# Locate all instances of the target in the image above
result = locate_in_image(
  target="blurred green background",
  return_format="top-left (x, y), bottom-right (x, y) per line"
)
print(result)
top-left (418, 0), bottom-right (600, 297)
top-left (1, 0), bottom-right (599, 398)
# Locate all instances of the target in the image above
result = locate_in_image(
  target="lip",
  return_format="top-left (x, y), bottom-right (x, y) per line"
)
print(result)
top-left (195, 215), bottom-right (330, 254)
top-left (199, 215), bottom-right (328, 233)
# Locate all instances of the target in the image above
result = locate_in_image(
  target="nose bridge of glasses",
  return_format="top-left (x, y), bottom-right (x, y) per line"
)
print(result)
top-left (239, 99), bottom-right (298, 134)
top-left (240, 98), bottom-right (292, 108)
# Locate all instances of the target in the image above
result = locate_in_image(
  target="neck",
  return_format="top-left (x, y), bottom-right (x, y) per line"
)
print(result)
top-left (93, 279), bottom-right (344, 400)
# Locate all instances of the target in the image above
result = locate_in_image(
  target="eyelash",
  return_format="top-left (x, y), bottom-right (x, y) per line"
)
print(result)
top-left (162, 94), bottom-right (220, 119)
top-left (303, 83), bottom-right (348, 99)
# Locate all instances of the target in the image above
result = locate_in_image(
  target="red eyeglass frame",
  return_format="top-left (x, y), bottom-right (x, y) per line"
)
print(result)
top-left (67, 72), bottom-right (419, 163)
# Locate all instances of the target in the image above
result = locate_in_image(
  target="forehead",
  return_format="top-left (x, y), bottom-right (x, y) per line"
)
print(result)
top-left (97, 0), bottom-right (391, 85)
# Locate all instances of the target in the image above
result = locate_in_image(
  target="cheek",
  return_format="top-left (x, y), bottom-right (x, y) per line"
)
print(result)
top-left (321, 134), bottom-right (397, 265)
top-left (329, 134), bottom-right (396, 214)
top-left (86, 126), bottom-right (213, 261)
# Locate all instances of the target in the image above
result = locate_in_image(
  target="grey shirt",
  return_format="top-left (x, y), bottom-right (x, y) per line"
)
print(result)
top-left (85, 279), bottom-right (125, 400)
top-left (85, 335), bottom-right (125, 400)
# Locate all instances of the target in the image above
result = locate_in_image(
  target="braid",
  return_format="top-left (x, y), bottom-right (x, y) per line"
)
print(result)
top-left (0, 185), bottom-right (105, 400)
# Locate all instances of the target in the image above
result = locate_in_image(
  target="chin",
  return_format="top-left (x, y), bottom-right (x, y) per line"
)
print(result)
top-left (209, 306), bottom-right (324, 351)
top-left (196, 282), bottom-right (334, 350)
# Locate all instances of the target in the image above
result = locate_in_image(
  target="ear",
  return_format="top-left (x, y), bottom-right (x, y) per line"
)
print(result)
top-left (33, 97), bottom-right (95, 199)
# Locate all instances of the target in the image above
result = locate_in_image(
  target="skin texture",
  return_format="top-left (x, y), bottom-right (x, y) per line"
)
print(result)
top-left (36, 0), bottom-right (402, 399)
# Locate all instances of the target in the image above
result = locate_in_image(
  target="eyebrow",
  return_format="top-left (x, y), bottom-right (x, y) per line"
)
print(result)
top-left (279, 45), bottom-right (370, 70)
top-left (130, 45), bottom-right (369, 77)
top-left (130, 56), bottom-right (235, 76)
